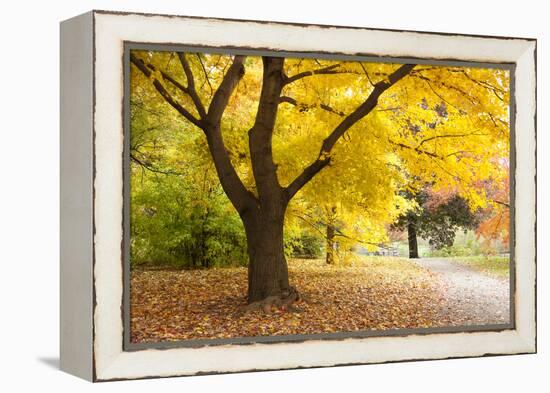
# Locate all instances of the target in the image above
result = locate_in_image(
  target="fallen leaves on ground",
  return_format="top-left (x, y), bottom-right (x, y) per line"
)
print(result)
top-left (130, 258), bottom-right (459, 343)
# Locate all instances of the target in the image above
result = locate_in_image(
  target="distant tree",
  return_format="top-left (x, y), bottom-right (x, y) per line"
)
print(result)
top-left (393, 188), bottom-right (479, 258)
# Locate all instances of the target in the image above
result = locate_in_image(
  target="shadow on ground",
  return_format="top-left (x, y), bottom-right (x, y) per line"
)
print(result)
top-left (37, 357), bottom-right (59, 370)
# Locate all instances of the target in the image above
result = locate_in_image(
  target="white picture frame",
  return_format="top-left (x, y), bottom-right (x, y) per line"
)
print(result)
top-left (60, 10), bottom-right (536, 381)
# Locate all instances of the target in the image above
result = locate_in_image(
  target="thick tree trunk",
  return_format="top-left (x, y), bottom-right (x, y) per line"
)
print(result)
top-left (407, 219), bottom-right (419, 259)
top-left (241, 57), bottom-right (296, 306)
top-left (243, 210), bottom-right (290, 303)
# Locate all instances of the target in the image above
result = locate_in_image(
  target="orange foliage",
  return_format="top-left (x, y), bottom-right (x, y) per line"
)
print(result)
top-left (475, 167), bottom-right (510, 252)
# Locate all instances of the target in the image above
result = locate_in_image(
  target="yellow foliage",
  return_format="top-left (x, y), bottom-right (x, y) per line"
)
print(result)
top-left (130, 50), bottom-right (510, 250)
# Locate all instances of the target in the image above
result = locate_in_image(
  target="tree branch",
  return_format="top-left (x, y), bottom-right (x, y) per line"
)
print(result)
top-left (132, 53), bottom-right (256, 215)
top-left (177, 53), bottom-right (207, 118)
top-left (279, 96), bottom-right (346, 117)
top-left (493, 199), bottom-right (510, 208)
top-left (130, 153), bottom-right (181, 176)
top-left (283, 63), bottom-right (342, 85)
top-left (388, 139), bottom-right (441, 158)
top-left (453, 69), bottom-right (506, 101)
top-left (132, 56), bottom-right (206, 120)
top-left (417, 131), bottom-right (488, 147)
top-left (291, 211), bottom-right (389, 249)
top-left (205, 55), bottom-right (246, 126)
top-left (248, 57), bottom-right (286, 201)
top-left (445, 150), bottom-right (473, 158)
top-left (204, 125), bottom-right (258, 216)
top-left (418, 76), bottom-right (461, 111)
top-left (195, 53), bottom-right (214, 95)
top-left (358, 62), bottom-right (375, 87)
top-left (130, 54), bottom-right (203, 129)
top-left (201, 55), bottom-right (258, 215)
top-left (284, 64), bottom-right (416, 200)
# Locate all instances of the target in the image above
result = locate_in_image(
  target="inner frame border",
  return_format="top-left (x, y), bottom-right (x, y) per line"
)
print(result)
top-left (122, 41), bottom-right (517, 352)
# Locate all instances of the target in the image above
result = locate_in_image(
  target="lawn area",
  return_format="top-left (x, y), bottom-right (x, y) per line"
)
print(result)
top-left (130, 257), bottom-right (451, 343)
top-left (446, 256), bottom-right (510, 279)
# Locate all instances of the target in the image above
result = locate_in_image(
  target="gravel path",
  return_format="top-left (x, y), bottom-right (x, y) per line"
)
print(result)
top-left (414, 258), bottom-right (510, 326)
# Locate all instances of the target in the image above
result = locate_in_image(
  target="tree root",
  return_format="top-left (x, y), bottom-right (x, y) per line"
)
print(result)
top-left (244, 286), bottom-right (303, 313)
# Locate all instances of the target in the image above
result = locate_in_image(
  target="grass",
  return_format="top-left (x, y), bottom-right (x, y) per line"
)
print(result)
top-left (446, 256), bottom-right (510, 279)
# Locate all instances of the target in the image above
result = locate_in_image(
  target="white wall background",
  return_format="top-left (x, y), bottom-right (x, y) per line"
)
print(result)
top-left (0, 0), bottom-right (546, 391)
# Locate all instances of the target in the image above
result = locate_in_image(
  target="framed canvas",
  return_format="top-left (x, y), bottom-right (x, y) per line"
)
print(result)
top-left (60, 10), bottom-right (537, 382)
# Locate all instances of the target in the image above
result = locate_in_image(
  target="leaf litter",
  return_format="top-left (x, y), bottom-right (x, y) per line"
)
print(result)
top-left (130, 257), bottom-right (477, 343)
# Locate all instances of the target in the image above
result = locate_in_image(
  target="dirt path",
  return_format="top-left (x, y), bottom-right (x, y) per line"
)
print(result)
top-left (414, 258), bottom-right (510, 326)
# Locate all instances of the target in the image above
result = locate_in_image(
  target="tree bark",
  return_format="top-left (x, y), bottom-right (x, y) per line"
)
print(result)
top-left (243, 209), bottom-right (291, 303)
top-left (326, 223), bottom-right (336, 265)
top-left (242, 57), bottom-right (295, 304)
top-left (407, 219), bottom-right (419, 259)
top-left (326, 206), bottom-right (337, 265)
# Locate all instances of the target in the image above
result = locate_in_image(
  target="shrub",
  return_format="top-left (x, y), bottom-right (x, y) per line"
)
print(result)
top-left (290, 233), bottom-right (324, 259)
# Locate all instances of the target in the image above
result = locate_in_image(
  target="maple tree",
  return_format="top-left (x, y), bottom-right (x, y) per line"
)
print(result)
top-left (130, 50), bottom-right (510, 307)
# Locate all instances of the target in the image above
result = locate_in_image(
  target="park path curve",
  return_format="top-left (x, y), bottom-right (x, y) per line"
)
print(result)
top-left (413, 258), bottom-right (510, 326)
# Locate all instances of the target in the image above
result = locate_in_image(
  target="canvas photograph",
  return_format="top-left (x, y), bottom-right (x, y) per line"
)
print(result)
top-left (125, 47), bottom-right (512, 346)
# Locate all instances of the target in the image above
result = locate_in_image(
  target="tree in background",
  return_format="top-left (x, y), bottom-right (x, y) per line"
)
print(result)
top-left (131, 51), bottom-right (510, 307)
top-left (392, 188), bottom-right (479, 258)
